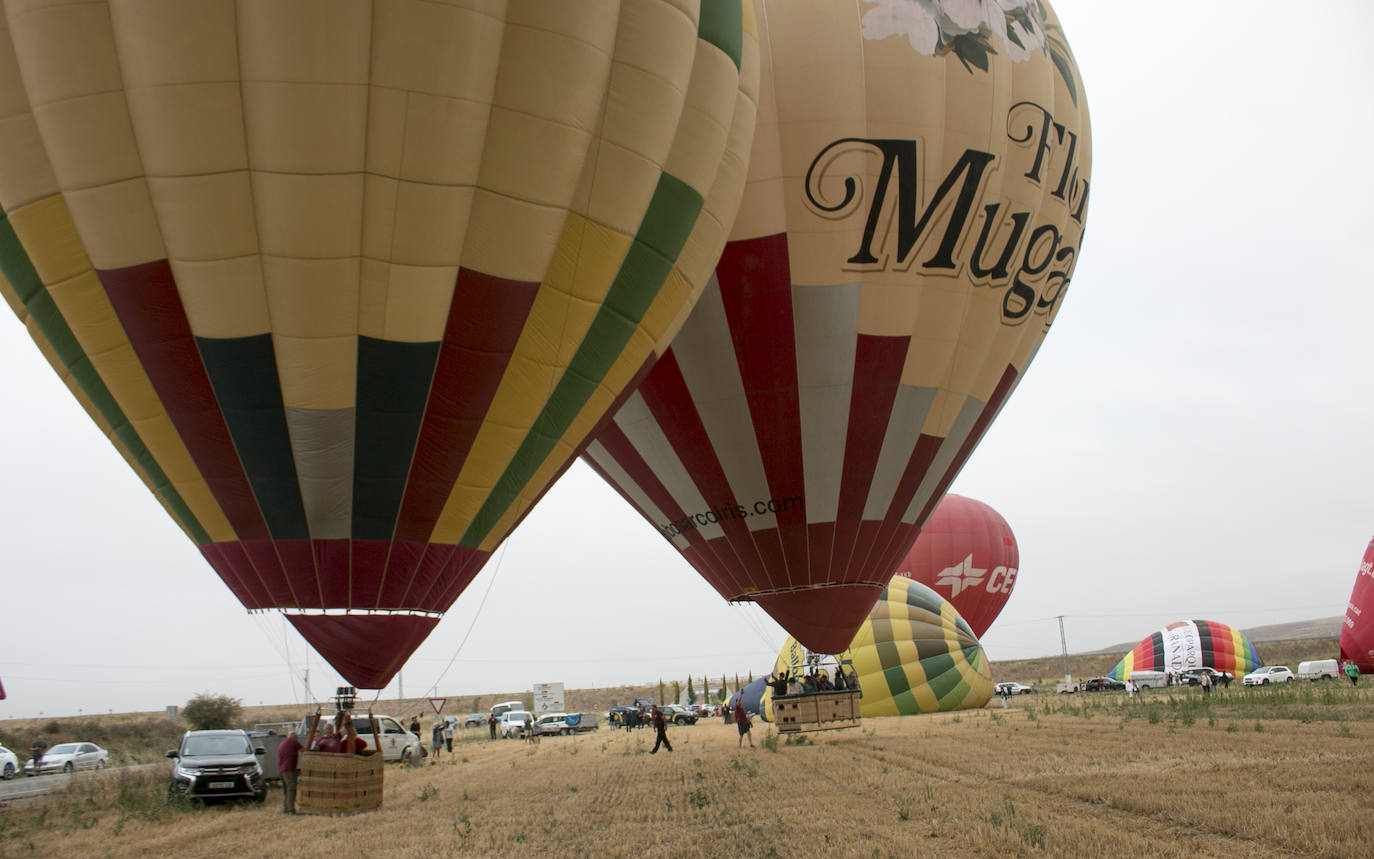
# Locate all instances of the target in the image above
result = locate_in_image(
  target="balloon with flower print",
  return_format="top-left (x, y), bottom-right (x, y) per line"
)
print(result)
top-left (0, 2), bottom-right (759, 688)
top-left (584, 0), bottom-right (1091, 653)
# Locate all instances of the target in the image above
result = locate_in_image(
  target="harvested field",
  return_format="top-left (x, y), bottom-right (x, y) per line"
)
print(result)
top-left (2, 683), bottom-right (1370, 858)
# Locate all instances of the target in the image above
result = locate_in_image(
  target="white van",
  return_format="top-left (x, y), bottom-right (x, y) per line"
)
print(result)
top-left (1297, 659), bottom-right (1340, 681)
top-left (489, 700), bottom-right (524, 721)
top-left (498, 710), bottom-right (534, 738)
top-left (1127, 670), bottom-right (1168, 689)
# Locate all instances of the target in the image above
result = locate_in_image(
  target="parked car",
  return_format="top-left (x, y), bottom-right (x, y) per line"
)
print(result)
top-left (0, 744), bottom-right (19, 779)
top-left (533, 713), bottom-right (571, 735)
top-left (994, 682), bottom-right (1034, 696)
top-left (1180, 667), bottom-right (1232, 687)
top-left (499, 710), bottom-right (534, 738)
top-left (463, 713), bottom-right (487, 727)
top-left (662, 704), bottom-right (698, 725)
top-left (166, 730), bottom-right (265, 802)
top-left (1243, 665), bottom-right (1294, 686)
top-left (1082, 677), bottom-right (1126, 692)
top-left (24, 742), bottom-right (109, 775)
top-left (1297, 659), bottom-right (1341, 681)
top-left (1126, 670), bottom-right (1168, 690)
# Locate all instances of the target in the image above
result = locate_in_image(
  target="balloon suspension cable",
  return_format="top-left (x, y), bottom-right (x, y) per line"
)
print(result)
top-left (423, 539), bottom-right (510, 699)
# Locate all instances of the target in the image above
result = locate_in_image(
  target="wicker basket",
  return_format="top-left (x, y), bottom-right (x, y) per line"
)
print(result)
top-left (297, 751), bottom-right (384, 815)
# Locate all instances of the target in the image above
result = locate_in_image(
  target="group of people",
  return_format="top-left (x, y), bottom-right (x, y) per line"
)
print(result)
top-left (768, 665), bottom-right (859, 698)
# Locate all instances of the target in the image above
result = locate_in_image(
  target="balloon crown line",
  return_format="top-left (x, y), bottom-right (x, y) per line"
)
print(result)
top-left (247, 608), bottom-right (443, 618)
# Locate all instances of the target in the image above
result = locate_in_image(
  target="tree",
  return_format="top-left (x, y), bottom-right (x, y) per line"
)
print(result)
top-left (748, 670), bottom-right (753, 683)
top-left (720, 674), bottom-right (729, 703)
top-left (182, 692), bottom-right (243, 730)
top-left (686, 675), bottom-right (696, 704)
top-left (658, 678), bottom-right (665, 706)
top-left (672, 680), bottom-right (681, 704)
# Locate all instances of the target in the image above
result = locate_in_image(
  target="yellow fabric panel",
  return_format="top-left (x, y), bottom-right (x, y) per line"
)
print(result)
top-left (129, 413), bottom-right (235, 542)
top-left (145, 172), bottom-right (257, 262)
top-left (369, 0), bottom-right (505, 101)
top-left (46, 269), bottom-right (126, 356)
top-left (236, 0), bottom-right (371, 84)
top-left (124, 83), bottom-right (248, 176)
top-left (272, 333), bottom-right (357, 410)
top-left (8, 193), bottom-right (89, 285)
top-left (61, 179), bottom-right (167, 269)
top-left (252, 172), bottom-right (363, 259)
top-left (367, 90), bottom-right (490, 185)
top-left (32, 90), bottom-right (141, 191)
top-left (637, 267), bottom-right (694, 364)
top-left (5, 1), bottom-right (122, 107)
top-left (106, 0), bottom-right (240, 88)
top-left (241, 81), bottom-right (367, 174)
top-left (459, 189), bottom-right (568, 283)
top-left (660, 43), bottom-right (735, 195)
top-left (171, 256), bottom-right (270, 339)
top-left (262, 257), bottom-right (359, 339)
top-left (357, 259), bottom-right (457, 343)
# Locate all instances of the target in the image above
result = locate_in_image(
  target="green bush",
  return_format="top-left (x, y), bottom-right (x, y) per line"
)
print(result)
top-left (181, 693), bottom-right (243, 730)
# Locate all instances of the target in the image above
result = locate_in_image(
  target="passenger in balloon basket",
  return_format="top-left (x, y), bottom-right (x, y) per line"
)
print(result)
top-left (786, 675), bottom-right (802, 696)
top-left (312, 719), bottom-right (342, 753)
top-left (649, 706), bottom-right (672, 754)
top-left (734, 698), bottom-right (754, 749)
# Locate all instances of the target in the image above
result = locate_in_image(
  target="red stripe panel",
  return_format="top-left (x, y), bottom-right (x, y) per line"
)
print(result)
top-left (754, 584), bottom-right (884, 654)
top-left (199, 543), bottom-right (253, 607)
top-left (424, 546), bottom-right (494, 611)
top-left (349, 540), bottom-right (390, 610)
top-left (714, 233), bottom-right (808, 585)
top-left (393, 269), bottom-right (540, 543)
top-left (275, 539), bottom-right (321, 609)
top-left (312, 539), bottom-right (352, 607)
top-left (208, 541), bottom-right (270, 609)
top-left (288, 614), bottom-right (439, 689)
top-left (98, 261), bottom-right (268, 541)
top-left (240, 539), bottom-right (293, 605)
top-left (403, 544), bottom-right (461, 611)
top-left (378, 541), bottom-right (425, 607)
top-left (638, 351), bottom-right (765, 596)
top-left (806, 521), bottom-right (836, 587)
top-left (833, 334), bottom-right (909, 582)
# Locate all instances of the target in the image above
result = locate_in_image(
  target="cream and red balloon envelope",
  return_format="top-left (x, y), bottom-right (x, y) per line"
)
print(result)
top-left (894, 494), bottom-right (1018, 638)
top-left (1340, 536), bottom-right (1374, 673)
top-left (584, 0), bottom-right (1091, 652)
top-left (0, 2), bottom-right (759, 687)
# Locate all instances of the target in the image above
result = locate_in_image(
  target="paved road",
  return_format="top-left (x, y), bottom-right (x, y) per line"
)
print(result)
top-left (0, 764), bottom-right (159, 802)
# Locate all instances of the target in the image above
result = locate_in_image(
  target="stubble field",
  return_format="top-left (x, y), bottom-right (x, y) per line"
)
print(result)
top-left (2, 683), bottom-right (1371, 858)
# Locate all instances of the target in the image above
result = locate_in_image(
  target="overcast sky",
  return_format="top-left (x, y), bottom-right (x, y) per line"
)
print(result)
top-left (3, 1), bottom-right (1372, 720)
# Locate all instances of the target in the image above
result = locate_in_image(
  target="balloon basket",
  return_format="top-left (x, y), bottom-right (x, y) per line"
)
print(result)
top-left (774, 690), bottom-right (861, 733)
top-left (296, 751), bottom-right (384, 815)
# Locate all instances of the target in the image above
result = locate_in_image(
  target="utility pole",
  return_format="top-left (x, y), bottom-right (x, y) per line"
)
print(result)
top-left (1057, 615), bottom-right (1071, 685)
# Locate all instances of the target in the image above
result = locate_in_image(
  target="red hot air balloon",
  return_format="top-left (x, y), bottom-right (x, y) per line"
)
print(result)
top-left (0, 3), bottom-right (758, 688)
top-left (1340, 536), bottom-right (1374, 674)
top-left (583, 0), bottom-right (1090, 653)
top-left (893, 494), bottom-right (1017, 637)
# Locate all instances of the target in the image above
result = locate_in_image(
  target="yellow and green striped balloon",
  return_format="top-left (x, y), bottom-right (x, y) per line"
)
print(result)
top-left (770, 575), bottom-right (992, 718)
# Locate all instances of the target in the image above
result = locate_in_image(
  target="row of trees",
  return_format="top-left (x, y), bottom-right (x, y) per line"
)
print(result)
top-left (658, 672), bottom-right (756, 706)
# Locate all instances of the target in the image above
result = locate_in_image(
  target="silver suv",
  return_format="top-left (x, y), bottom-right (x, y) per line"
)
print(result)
top-left (167, 730), bottom-right (266, 803)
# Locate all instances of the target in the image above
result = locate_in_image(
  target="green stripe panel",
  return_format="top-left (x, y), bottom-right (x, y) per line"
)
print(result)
top-left (0, 213), bottom-right (209, 544)
top-left (698, 0), bottom-right (743, 69)
top-left (877, 639), bottom-right (912, 702)
top-left (460, 173), bottom-right (704, 547)
top-left (922, 650), bottom-right (960, 702)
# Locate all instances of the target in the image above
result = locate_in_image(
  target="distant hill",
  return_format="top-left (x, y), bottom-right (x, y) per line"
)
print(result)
top-left (1084, 617), bottom-right (1344, 656)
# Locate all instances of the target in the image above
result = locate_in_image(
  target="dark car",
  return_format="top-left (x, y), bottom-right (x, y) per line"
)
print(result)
top-left (661, 705), bottom-right (698, 725)
top-left (1180, 667), bottom-right (1232, 687)
top-left (167, 730), bottom-right (266, 803)
top-left (1082, 677), bottom-right (1126, 692)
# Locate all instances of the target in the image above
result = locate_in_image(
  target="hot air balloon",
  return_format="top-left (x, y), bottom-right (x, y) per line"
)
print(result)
top-left (1339, 536), bottom-right (1374, 674)
top-left (895, 493), bottom-right (1017, 637)
top-left (1107, 621), bottom-right (1262, 682)
top-left (0, 2), bottom-right (759, 688)
top-left (763, 575), bottom-right (991, 718)
top-left (583, 0), bottom-right (1091, 652)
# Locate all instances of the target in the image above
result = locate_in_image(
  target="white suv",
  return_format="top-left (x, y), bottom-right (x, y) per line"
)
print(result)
top-left (499, 710), bottom-right (534, 738)
top-left (1242, 665), bottom-right (1294, 686)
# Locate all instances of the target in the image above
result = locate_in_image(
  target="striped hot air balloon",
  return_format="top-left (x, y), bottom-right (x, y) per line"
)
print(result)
top-left (1108, 621), bottom-right (1263, 682)
top-left (584, 0), bottom-right (1091, 652)
top-left (0, 0), bottom-right (759, 687)
top-left (764, 575), bottom-right (992, 719)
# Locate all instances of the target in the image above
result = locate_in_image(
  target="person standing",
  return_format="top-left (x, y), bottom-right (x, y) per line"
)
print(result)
top-left (488, 713), bottom-right (498, 740)
top-left (443, 718), bottom-right (455, 753)
top-left (1200, 670), bottom-right (1212, 697)
top-left (650, 706), bottom-right (672, 754)
top-left (409, 715), bottom-right (420, 735)
top-left (1344, 661), bottom-right (1360, 686)
top-left (29, 737), bottom-right (46, 773)
top-left (277, 730), bottom-right (303, 814)
top-left (431, 720), bottom-right (444, 762)
top-left (734, 698), bottom-right (754, 749)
